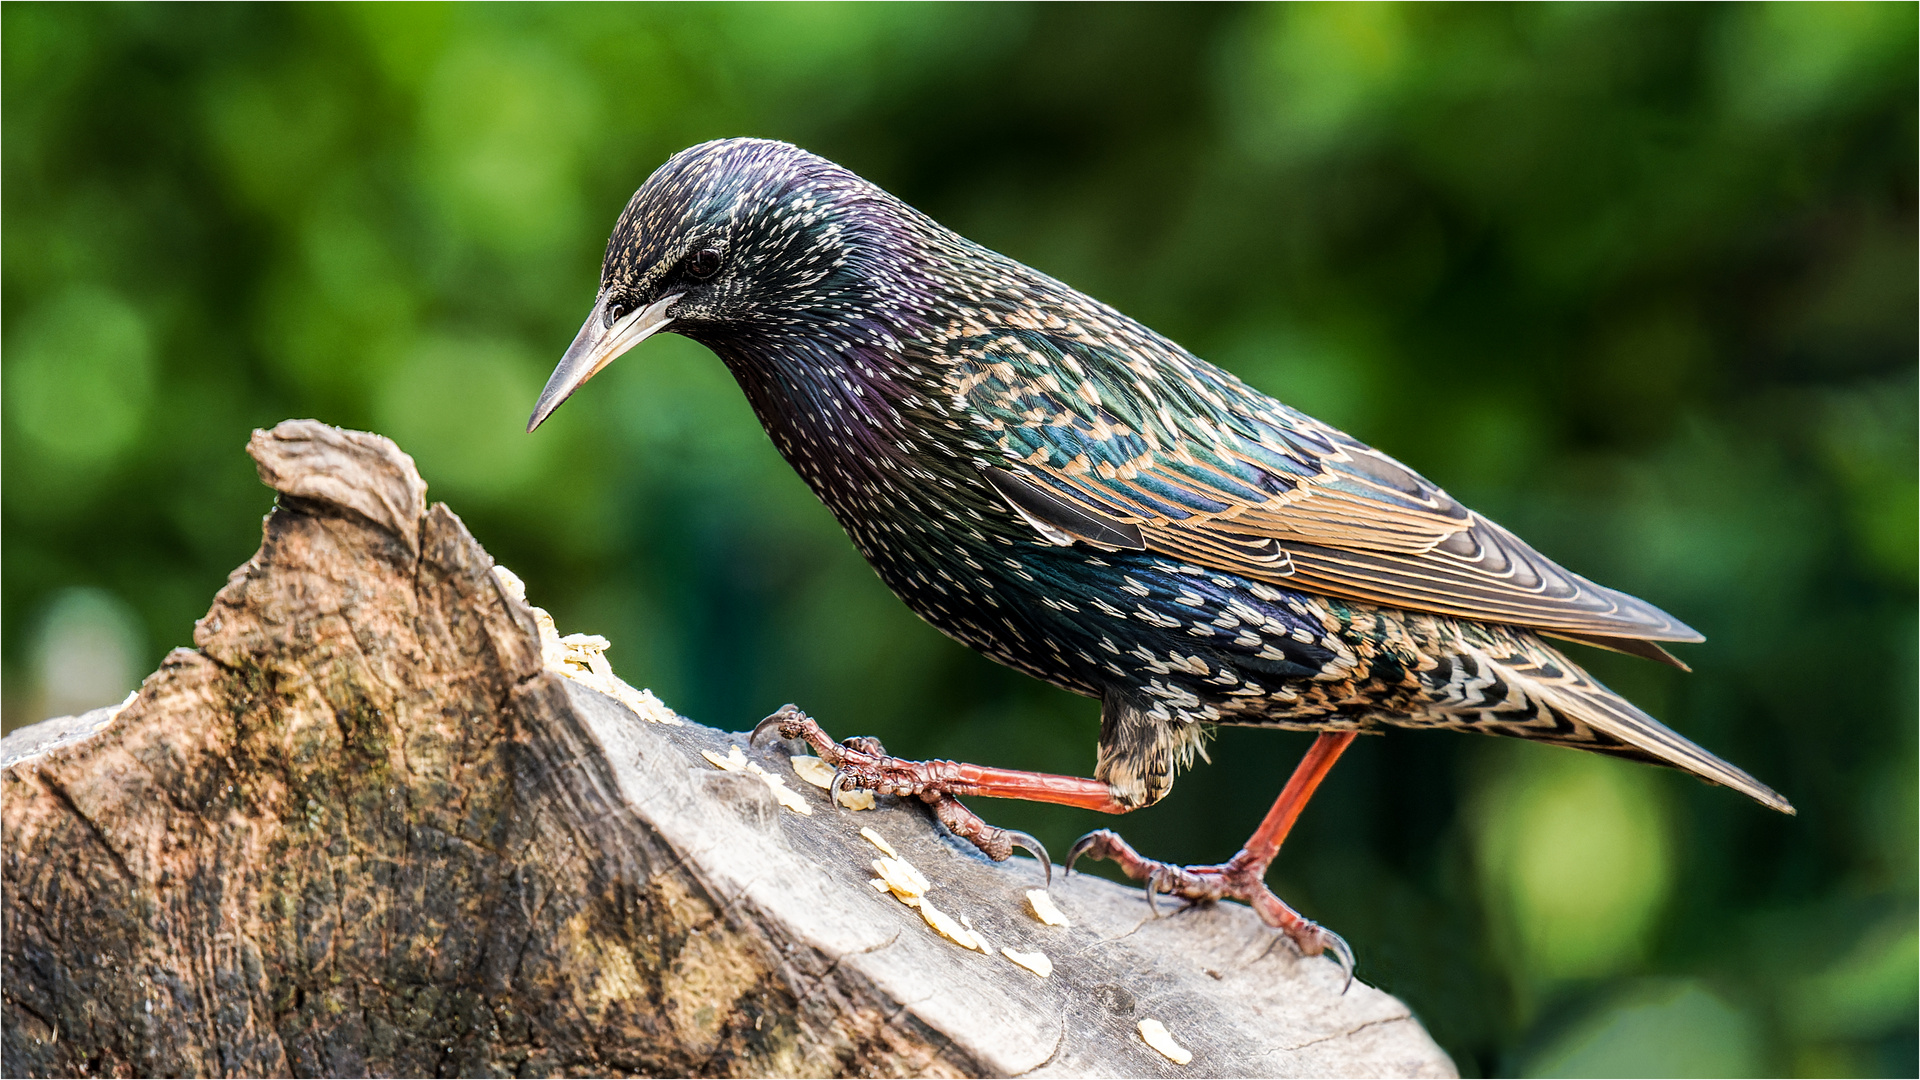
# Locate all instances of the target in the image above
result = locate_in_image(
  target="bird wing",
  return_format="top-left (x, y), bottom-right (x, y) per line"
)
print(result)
top-left (952, 330), bottom-right (1702, 646)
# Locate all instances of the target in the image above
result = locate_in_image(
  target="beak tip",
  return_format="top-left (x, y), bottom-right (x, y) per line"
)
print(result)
top-left (531, 291), bottom-right (680, 435)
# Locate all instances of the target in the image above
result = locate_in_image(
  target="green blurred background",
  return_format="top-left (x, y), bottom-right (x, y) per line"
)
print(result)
top-left (4, 3), bottom-right (1914, 1075)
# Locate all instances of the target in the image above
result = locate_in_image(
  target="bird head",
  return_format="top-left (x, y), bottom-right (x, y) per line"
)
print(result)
top-left (528, 137), bottom-right (897, 432)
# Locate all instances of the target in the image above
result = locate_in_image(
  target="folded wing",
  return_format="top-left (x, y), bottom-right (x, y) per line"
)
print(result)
top-left (953, 330), bottom-right (1701, 654)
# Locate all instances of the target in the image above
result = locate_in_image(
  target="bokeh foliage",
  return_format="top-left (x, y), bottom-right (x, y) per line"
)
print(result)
top-left (3, 3), bottom-right (1913, 1075)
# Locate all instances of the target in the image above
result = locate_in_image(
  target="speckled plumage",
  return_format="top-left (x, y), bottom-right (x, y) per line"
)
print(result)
top-left (552, 137), bottom-right (1790, 817)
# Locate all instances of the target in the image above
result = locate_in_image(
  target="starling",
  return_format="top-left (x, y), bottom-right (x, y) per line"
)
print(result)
top-left (529, 138), bottom-right (1792, 975)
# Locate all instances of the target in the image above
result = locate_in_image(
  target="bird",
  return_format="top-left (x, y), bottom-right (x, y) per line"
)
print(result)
top-left (527, 137), bottom-right (1793, 979)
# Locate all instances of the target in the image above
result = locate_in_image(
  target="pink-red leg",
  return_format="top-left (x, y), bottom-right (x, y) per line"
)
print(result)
top-left (751, 705), bottom-right (1358, 981)
top-left (1067, 731), bottom-right (1358, 983)
top-left (751, 703), bottom-right (1140, 875)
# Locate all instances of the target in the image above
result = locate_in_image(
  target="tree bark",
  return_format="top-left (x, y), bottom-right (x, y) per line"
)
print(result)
top-left (1, 419), bottom-right (1456, 1079)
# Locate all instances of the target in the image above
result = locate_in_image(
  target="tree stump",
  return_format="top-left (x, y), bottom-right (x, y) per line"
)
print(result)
top-left (1, 420), bottom-right (1456, 1078)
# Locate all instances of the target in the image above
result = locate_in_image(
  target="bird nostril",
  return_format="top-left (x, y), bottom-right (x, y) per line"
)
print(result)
top-left (607, 303), bottom-right (628, 326)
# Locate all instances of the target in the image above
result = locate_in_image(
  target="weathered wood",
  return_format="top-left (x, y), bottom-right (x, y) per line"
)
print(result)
top-left (1, 419), bottom-right (1455, 1078)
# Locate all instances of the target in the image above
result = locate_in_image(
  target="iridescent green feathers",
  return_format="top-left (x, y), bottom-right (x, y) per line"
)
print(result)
top-left (942, 326), bottom-right (1703, 657)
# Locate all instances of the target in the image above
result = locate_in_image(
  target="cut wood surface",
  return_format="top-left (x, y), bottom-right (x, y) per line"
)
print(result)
top-left (1, 419), bottom-right (1455, 1078)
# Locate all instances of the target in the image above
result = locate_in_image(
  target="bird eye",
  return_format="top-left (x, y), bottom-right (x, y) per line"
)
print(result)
top-left (687, 248), bottom-right (722, 279)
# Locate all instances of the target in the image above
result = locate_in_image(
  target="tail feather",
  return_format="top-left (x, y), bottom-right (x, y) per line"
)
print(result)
top-left (1527, 672), bottom-right (1795, 814)
top-left (1421, 635), bottom-right (1794, 814)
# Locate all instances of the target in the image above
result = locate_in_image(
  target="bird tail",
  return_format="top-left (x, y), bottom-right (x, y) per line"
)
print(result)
top-left (1419, 632), bottom-right (1795, 815)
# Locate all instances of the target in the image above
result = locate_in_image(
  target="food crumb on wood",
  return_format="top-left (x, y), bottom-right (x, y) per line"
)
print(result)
top-left (864, 849), bottom-right (994, 953)
top-left (494, 564), bottom-right (681, 725)
top-left (749, 767), bottom-right (811, 815)
top-left (1026, 889), bottom-right (1071, 927)
top-left (1138, 1018), bottom-right (1193, 1065)
top-left (699, 745), bottom-right (813, 815)
top-left (790, 755), bottom-right (835, 788)
top-left (858, 827), bottom-right (899, 858)
top-left (872, 856), bottom-right (929, 901)
top-left (959, 912), bottom-right (992, 952)
top-left (1001, 947), bottom-right (1053, 977)
top-left (917, 898), bottom-right (985, 951)
top-left (492, 564), bottom-right (531, 603)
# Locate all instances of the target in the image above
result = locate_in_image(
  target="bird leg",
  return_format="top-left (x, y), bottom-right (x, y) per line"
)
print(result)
top-left (1067, 731), bottom-right (1358, 985)
top-left (752, 705), bottom-right (1356, 980)
top-left (751, 704), bottom-right (1140, 880)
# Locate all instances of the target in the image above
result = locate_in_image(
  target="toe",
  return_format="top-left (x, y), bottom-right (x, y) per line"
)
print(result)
top-left (1290, 922), bottom-right (1356, 992)
top-left (1065, 829), bottom-right (1124, 877)
top-left (842, 735), bottom-right (888, 757)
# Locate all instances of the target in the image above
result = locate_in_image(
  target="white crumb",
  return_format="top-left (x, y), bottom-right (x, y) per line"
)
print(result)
top-left (700, 745), bottom-right (812, 816)
top-left (491, 564), bottom-right (528, 602)
top-left (495, 563), bottom-right (680, 725)
top-left (917, 898), bottom-right (984, 952)
top-left (1001, 947), bottom-right (1053, 977)
top-left (790, 755), bottom-right (835, 788)
top-left (872, 856), bottom-right (929, 901)
top-left (1138, 1019), bottom-right (1192, 1065)
top-left (1026, 889), bottom-right (1071, 927)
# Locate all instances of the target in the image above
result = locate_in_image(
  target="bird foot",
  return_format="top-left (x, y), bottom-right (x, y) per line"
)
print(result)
top-left (1066, 828), bottom-right (1353, 990)
top-left (751, 704), bottom-right (1051, 881)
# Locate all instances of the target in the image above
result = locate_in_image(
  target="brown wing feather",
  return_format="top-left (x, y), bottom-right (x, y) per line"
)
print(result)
top-left (957, 334), bottom-right (1701, 651)
top-left (1028, 428), bottom-right (1703, 646)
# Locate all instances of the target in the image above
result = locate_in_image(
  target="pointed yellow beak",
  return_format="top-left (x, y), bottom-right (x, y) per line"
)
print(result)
top-left (527, 291), bottom-right (683, 432)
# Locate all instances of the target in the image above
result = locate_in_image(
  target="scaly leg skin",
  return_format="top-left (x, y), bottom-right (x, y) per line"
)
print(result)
top-left (1067, 731), bottom-right (1359, 989)
top-left (751, 705), bottom-right (1357, 985)
top-left (753, 704), bottom-right (1132, 882)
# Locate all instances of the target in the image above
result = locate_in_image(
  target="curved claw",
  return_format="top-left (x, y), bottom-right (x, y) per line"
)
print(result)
top-left (1003, 830), bottom-right (1051, 886)
top-left (827, 767), bottom-right (855, 813)
top-left (1318, 925), bottom-right (1356, 994)
top-left (1064, 831), bottom-right (1105, 879)
top-left (749, 709), bottom-right (793, 747)
top-left (1143, 873), bottom-right (1162, 917)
